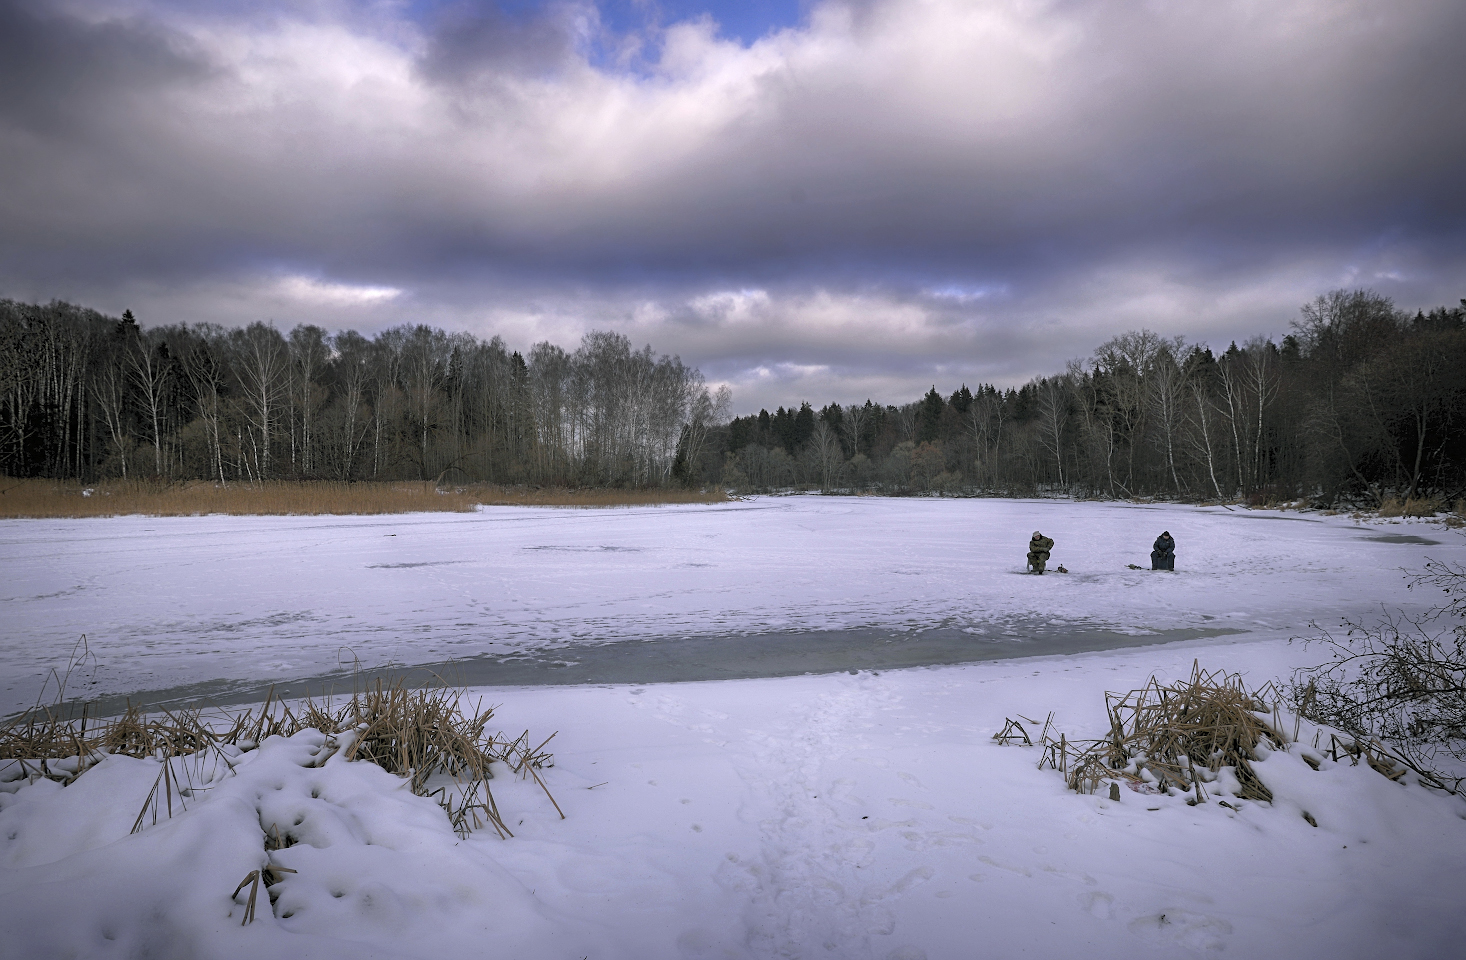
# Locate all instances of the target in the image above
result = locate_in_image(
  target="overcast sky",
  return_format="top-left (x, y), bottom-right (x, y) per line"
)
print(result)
top-left (3, 0), bottom-right (1463, 413)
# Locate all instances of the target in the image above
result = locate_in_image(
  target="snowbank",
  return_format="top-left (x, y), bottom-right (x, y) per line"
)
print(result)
top-left (4, 639), bottom-right (1465, 958)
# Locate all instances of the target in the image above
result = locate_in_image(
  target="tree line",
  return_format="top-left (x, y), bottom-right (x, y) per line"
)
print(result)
top-left (4, 288), bottom-right (1461, 503)
top-left (0, 301), bottom-right (728, 487)
top-left (721, 290), bottom-right (1466, 504)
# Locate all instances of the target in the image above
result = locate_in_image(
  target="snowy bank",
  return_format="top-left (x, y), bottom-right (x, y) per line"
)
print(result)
top-left (3, 639), bottom-right (1465, 959)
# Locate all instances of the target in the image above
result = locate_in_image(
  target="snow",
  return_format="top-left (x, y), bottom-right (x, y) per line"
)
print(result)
top-left (0, 498), bottom-right (1455, 710)
top-left (2, 498), bottom-right (1465, 958)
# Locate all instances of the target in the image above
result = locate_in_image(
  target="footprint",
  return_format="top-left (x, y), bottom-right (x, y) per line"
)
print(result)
top-left (1127, 908), bottom-right (1233, 951)
top-left (866, 865), bottom-right (935, 901)
top-left (885, 949), bottom-right (927, 960)
top-left (1080, 891), bottom-right (1113, 920)
top-left (977, 855), bottom-right (1031, 878)
top-left (675, 928), bottom-right (723, 958)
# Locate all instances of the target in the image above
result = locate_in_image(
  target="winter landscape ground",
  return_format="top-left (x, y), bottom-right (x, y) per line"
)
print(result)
top-left (2, 497), bottom-right (1465, 959)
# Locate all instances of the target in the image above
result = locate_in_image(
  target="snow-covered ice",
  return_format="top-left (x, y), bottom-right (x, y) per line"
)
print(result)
top-left (2, 498), bottom-right (1464, 958)
top-left (0, 497), bottom-right (1455, 710)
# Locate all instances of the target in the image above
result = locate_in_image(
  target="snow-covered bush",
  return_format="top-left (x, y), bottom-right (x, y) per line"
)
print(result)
top-left (1290, 559), bottom-right (1466, 793)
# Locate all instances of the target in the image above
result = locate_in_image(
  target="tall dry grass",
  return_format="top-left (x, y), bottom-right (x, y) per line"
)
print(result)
top-left (0, 477), bottom-right (730, 518)
top-left (998, 663), bottom-right (1289, 801)
top-left (0, 478), bottom-right (480, 518)
top-left (1378, 495), bottom-right (1444, 518)
top-left (1, 672), bottom-right (558, 841)
top-left (472, 484), bottom-right (730, 508)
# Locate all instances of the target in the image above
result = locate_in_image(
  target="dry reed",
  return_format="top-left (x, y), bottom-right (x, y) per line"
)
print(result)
top-left (0, 476), bottom-right (730, 518)
top-left (0, 673), bottom-right (557, 840)
top-left (1378, 495), bottom-right (1444, 519)
top-left (0, 477), bottom-right (479, 518)
top-left (1403, 496), bottom-right (1444, 517)
top-left (4, 661), bottom-right (562, 929)
top-left (1449, 500), bottom-right (1466, 528)
top-left (468, 484), bottom-right (730, 508)
top-left (998, 662), bottom-right (1287, 801)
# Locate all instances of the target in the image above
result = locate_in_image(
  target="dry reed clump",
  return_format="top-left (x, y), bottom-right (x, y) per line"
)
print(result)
top-left (0, 476), bottom-right (730, 517)
top-left (467, 484), bottom-right (730, 508)
top-left (0, 477), bottom-right (481, 518)
top-left (1448, 500), bottom-right (1466, 528)
top-left (1377, 495), bottom-right (1443, 519)
top-left (1402, 496), bottom-right (1443, 517)
top-left (995, 663), bottom-right (1287, 802)
top-left (0, 676), bottom-right (557, 840)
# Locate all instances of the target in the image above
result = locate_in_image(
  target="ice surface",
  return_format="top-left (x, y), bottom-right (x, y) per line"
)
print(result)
top-left (1, 498), bottom-right (1464, 958)
top-left (2, 497), bottom-right (1456, 713)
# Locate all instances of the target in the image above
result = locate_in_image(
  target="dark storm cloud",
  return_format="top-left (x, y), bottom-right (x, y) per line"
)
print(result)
top-left (1, 0), bottom-right (1464, 411)
top-left (416, 1), bottom-right (587, 82)
top-left (544, 3), bottom-right (1466, 282)
top-left (0, 1), bottom-right (213, 134)
top-left (412, 1), bottom-right (1461, 288)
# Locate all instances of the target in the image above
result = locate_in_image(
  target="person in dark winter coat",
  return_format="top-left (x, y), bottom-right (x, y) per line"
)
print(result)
top-left (1027, 531), bottom-right (1055, 574)
top-left (1151, 531), bottom-right (1175, 570)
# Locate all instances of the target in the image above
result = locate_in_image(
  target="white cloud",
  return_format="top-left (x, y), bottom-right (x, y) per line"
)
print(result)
top-left (688, 288), bottom-right (770, 320)
top-left (925, 284), bottom-right (1006, 303)
top-left (275, 276), bottom-right (403, 306)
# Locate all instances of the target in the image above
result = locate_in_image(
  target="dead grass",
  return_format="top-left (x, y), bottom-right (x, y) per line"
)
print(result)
top-left (997, 662), bottom-right (1287, 801)
top-left (1, 666), bottom-right (556, 841)
top-left (1402, 496), bottom-right (1443, 517)
top-left (469, 484), bottom-right (730, 508)
top-left (1378, 495), bottom-right (1444, 519)
top-left (0, 476), bottom-right (729, 518)
top-left (2, 654), bottom-right (556, 926)
top-left (999, 664), bottom-right (1420, 809)
top-left (0, 477), bottom-right (480, 518)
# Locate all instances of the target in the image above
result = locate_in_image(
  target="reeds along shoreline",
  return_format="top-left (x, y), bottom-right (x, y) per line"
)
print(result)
top-left (0, 674), bottom-right (559, 840)
top-left (0, 477), bottom-right (730, 518)
top-left (472, 486), bottom-right (730, 508)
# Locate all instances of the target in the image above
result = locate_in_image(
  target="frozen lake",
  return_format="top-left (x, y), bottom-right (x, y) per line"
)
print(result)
top-left (2, 498), bottom-right (1464, 959)
top-left (1, 497), bottom-right (1455, 715)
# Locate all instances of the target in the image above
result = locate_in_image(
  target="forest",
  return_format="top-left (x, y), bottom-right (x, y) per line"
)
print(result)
top-left (2, 288), bottom-right (1463, 505)
top-left (722, 289), bottom-right (1466, 505)
top-left (0, 303), bottom-right (728, 489)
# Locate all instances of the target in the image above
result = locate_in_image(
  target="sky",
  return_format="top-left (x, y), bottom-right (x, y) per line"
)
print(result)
top-left (2, 0), bottom-right (1463, 414)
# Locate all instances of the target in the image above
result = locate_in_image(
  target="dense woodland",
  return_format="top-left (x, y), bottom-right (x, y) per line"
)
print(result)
top-left (722, 289), bottom-right (1466, 505)
top-left (0, 303), bottom-right (728, 488)
top-left (2, 289), bottom-right (1463, 505)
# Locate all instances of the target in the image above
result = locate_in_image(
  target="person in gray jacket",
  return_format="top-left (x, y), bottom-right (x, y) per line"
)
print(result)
top-left (1151, 531), bottom-right (1175, 571)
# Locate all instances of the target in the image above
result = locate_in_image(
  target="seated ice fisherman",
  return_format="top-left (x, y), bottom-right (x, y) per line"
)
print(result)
top-left (1151, 531), bottom-right (1175, 571)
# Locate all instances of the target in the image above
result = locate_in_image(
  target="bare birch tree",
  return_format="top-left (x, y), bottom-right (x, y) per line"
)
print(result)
top-left (1146, 337), bottom-right (1189, 494)
top-left (230, 323), bottom-right (288, 480)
